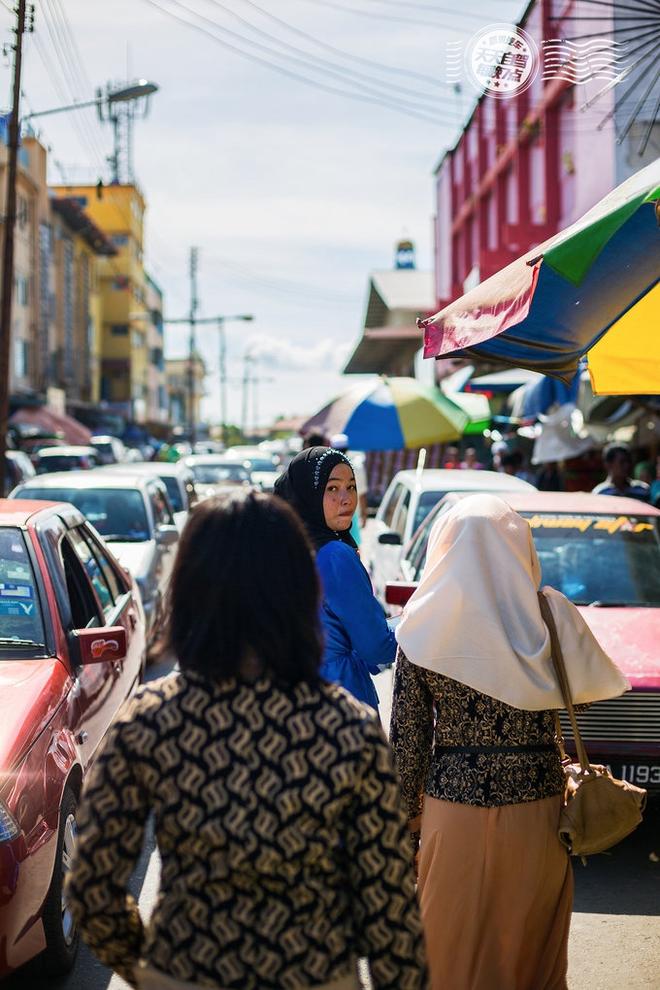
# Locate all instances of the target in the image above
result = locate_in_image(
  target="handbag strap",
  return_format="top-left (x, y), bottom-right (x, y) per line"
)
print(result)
top-left (537, 591), bottom-right (591, 773)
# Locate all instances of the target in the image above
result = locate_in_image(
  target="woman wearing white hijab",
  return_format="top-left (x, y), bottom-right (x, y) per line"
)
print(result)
top-left (389, 493), bottom-right (629, 990)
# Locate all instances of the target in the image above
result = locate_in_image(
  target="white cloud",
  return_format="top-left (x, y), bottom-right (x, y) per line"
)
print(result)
top-left (246, 333), bottom-right (351, 371)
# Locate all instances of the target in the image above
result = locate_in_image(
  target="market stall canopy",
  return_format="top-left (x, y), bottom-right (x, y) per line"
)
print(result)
top-left (464, 368), bottom-right (543, 395)
top-left (10, 406), bottom-right (92, 446)
top-left (420, 160), bottom-right (660, 395)
top-left (300, 377), bottom-right (468, 451)
top-left (440, 390), bottom-right (490, 435)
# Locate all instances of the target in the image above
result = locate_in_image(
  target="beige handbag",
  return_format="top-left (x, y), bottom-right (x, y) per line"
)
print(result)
top-left (538, 592), bottom-right (647, 858)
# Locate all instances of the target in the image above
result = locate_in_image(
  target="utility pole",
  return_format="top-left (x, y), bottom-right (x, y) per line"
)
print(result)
top-left (163, 310), bottom-right (253, 446)
top-left (241, 351), bottom-right (252, 441)
top-left (186, 247), bottom-right (199, 446)
top-left (0, 0), bottom-right (30, 497)
top-left (218, 320), bottom-right (228, 448)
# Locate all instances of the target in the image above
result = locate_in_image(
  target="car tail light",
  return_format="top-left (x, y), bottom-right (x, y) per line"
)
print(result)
top-left (0, 801), bottom-right (20, 843)
top-left (385, 582), bottom-right (417, 607)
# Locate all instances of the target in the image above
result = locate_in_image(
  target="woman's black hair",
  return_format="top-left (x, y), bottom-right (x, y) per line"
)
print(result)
top-left (167, 490), bottom-right (323, 685)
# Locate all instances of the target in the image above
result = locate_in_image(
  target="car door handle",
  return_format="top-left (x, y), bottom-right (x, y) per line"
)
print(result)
top-left (128, 609), bottom-right (137, 630)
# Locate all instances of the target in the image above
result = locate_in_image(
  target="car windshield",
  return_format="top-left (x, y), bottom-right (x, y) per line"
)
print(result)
top-left (38, 455), bottom-right (92, 472)
top-left (15, 488), bottom-right (150, 542)
top-left (0, 528), bottom-right (46, 652)
top-left (413, 490), bottom-right (444, 531)
top-left (161, 476), bottom-right (183, 511)
top-left (192, 464), bottom-right (249, 484)
top-left (523, 513), bottom-right (660, 607)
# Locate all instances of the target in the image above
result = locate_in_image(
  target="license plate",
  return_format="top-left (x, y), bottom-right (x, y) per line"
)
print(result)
top-left (605, 762), bottom-right (660, 787)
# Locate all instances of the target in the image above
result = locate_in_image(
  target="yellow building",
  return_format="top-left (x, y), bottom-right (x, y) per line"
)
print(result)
top-left (50, 198), bottom-right (116, 404)
top-left (51, 182), bottom-right (150, 421)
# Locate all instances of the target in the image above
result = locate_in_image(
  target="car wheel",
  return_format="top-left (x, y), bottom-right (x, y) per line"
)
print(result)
top-left (40, 786), bottom-right (80, 976)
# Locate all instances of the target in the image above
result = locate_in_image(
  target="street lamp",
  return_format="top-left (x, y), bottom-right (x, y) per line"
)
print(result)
top-left (22, 80), bottom-right (159, 122)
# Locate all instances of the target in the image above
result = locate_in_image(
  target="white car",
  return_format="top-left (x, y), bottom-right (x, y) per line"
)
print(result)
top-left (367, 469), bottom-right (536, 604)
top-left (223, 447), bottom-right (280, 492)
top-left (99, 461), bottom-right (197, 531)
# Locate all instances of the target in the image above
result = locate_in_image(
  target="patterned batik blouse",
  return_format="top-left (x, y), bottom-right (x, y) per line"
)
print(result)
top-left (389, 651), bottom-right (565, 823)
top-left (66, 670), bottom-right (428, 990)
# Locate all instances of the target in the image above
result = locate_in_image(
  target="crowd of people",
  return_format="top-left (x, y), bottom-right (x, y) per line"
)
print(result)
top-left (65, 441), bottom-right (631, 990)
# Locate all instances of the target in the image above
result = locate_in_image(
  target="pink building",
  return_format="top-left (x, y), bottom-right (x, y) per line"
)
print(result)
top-left (433, 0), bottom-right (624, 314)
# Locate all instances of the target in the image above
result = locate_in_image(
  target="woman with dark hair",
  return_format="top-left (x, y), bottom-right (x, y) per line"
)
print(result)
top-left (274, 446), bottom-right (396, 709)
top-left (66, 491), bottom-right (427, 990)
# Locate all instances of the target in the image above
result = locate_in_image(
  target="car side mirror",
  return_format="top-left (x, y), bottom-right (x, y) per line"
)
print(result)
top-left (70, 626), bottom-right (127, 665)
top-left (378, 530), bottom-right (402, 546)
top-left (385, 582), bottom-right (417, 607)
top-left (156, 523), bottom-right (179, 546)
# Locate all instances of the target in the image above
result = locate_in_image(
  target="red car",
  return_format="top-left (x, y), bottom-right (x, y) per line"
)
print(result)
top-left (386, 492), bottom-right (660, 792)
top-left (0, 499), bottom-right (146, 978)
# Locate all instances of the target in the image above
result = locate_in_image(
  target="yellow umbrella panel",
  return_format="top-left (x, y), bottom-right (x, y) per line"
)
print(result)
top-left (588, 281), bottom-right (660, 395)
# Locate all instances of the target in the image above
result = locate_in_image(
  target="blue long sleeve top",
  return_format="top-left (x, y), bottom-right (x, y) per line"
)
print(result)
top-left (316, 541), bottom-right (397, 709)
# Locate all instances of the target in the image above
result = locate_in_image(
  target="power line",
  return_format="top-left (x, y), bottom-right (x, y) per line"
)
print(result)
top-left (287, 0), bottom-right (478, 31)
top-left (230, 0), bottom-right (454, 90)
top-left (203, 0), bottom-right (455, 107)
top-left (141, 0), bottom-right (454, 125)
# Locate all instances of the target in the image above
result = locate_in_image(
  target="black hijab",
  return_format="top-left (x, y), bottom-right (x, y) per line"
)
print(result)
top-left (274, 446), bottom-right (358, 552)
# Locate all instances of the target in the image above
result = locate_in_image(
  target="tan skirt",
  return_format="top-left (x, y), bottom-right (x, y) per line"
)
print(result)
top-left (417, 794), bottom-right (572, 990)
top-left (136, 961), bottom-right (360, 990)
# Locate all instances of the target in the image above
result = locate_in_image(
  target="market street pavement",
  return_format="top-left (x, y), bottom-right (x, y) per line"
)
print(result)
top-left (7, 655), bottom-right (659, 990)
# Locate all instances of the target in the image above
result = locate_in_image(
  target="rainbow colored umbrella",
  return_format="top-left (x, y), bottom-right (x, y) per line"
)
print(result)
top-left (301, 377), bottom-right (468, 450)
top-left (420, 161), bottom-right (660, 395)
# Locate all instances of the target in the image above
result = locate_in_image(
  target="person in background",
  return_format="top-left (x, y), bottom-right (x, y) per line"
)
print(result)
top-left (441, 445), bottom-right (460, 468)
top-left (536, 462), bottom-right (564, 492)
top-left (274, 447), bottom-right (396, 710)
top-left (592, 443), bottom-right (650, 502)
top-left (634, 460), bottom-right (653, 486)
top-left (500, 449), bottom-right (536, 485)
top-left (651, 455), bottom-right (660, 508)
top-left (303, 430), bottom-right (328, 449)
top-left (390, 494), bottom-right (629, 990)
top-left (66, 491), bottom-right (428, 990)
top-left (459, 447), bottom-right (483, 470)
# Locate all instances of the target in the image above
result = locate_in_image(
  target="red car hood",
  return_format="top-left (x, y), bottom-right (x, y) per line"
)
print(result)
top-left (577, 607), bottom-right (660, 690)
top-left (0, 658), bottom-right (70, 774)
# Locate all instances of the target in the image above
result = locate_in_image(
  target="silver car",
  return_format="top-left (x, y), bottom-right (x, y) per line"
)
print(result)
top-left (99, 461), bottom-right (197, 531)
top-left (10, 470), bottom-right (179, 647)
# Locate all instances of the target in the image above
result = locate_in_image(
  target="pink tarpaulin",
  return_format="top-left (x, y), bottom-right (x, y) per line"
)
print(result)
top-left (10, 407), bottom-right (92, 446)
top-left (421, 256), bottom-right (542, 358)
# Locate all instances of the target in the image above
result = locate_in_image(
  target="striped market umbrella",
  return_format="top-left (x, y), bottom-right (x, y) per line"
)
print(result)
top-left (420, 160), bottom-right (660, 395)
top-left (301, 377), bottom-right (468, 451)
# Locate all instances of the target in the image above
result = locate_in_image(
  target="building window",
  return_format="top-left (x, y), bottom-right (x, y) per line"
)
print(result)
top-left (112, 275), bottom-right (129, 291)
top-left (14, 339), bottom-right (29, 379)
top-left (15, 274), bottom-right (29, 306)
top-left (132, 330), bottom-right (145, 348)
top-left (111, 323), bottom-right (129, 336)
top-left (111, 234), bottom-right (129, 247)
top-left (17, 196), bottom-right (29, 229)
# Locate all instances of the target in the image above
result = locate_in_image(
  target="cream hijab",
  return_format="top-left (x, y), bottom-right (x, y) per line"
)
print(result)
top-left (395, 493), bottom-right (630, 710)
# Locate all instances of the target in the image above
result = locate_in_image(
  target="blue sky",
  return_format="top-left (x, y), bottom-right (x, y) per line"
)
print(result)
top-left (1, 0), bottom-right (524, 427)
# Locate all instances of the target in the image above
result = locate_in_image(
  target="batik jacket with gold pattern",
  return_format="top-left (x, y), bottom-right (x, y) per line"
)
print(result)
top-left (390, 652), bottom-right (565, 822)
top-left (66, 671), bottom-right (428, 990)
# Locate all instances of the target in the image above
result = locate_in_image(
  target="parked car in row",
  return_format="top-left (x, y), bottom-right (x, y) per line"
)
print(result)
top-left (89, 435), bottom-right (127, 465)
top-left (34, 445), bottom-right (100, 474)
top-left (184, 455), bottom-right (252, 498)
top-left (367, 469), bottom-right (536, 603)
top-left (3, 449), bottom-right (35, 495)
top-left (10, 471), bottom-right (178, 646)
top-left (386, 491), bottom-right (660, 793)
top-left (0, 498), bottom-right (146, 978)
top-left (100, 461), bottom-right (197, 531)
top-left (224, 446), bottom-right (280, 492)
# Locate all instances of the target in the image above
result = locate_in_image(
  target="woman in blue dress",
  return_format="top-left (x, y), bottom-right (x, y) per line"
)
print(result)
top-left (274, 446), bottom-right (396, 708)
